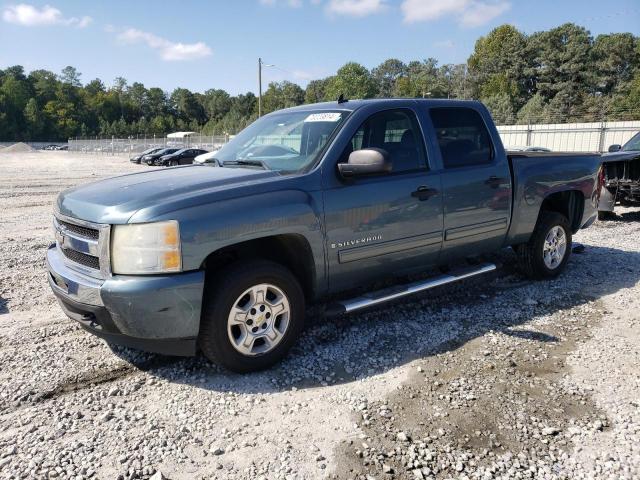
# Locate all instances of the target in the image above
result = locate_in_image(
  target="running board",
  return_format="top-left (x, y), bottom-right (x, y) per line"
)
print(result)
top-left (326, 262), bottom-right (496, 316)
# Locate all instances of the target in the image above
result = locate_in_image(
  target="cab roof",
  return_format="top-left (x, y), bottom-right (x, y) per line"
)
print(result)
top-left (275, 98), bottom-right (484, 115)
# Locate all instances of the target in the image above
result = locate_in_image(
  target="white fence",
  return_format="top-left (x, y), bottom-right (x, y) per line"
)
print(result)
top-left (497, 121), bottom-right (640, 153)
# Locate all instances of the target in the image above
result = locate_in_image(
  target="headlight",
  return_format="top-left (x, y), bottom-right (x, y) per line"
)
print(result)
top-left (111, 221), bottom-right (181, 274)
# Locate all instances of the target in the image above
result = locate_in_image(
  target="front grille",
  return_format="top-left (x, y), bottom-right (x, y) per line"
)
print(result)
top-left (59, 220), bottom-right (99, 240)
top-left (61, 247), bottom-right (100, 270)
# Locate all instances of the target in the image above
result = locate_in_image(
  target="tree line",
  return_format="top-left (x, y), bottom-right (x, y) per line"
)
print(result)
top-left (1, 23), bottom-right (639, 142)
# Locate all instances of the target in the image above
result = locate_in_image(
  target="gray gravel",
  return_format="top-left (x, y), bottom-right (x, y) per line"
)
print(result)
top-left (0, 151), bottom-right (639, 479)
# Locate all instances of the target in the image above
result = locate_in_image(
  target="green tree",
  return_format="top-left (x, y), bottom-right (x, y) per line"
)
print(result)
top-left (304, 79), bottom-right (330, 103)
top-left (324, 62), bottom-right (377, 100)
top-left (483, 93), bottom-right (516, 124)
top-left (60, 66), bottom-right (81, 87)
top-left (516, 93), bottom-right (547, 124)
top-left (202, 89), bottom-right (232, 121)
top-left (528, 23), bottom-right (593, 109)
top-left (24, 98), bottom-right (44, 139)
top-left (372, 58), bottom-right (407, 98)
top-left (592, 33), bottom-right (640, 95)
top-left (468, 25), bottom-right (528, 105)
top-left (170, 88), bottom-right (205, 125)
top-left (394, 59), bottom-right (445, 98)
top-left (262, 81), bottom-right (304, 114)
top-left (611, 71), bottom-right (640, 120)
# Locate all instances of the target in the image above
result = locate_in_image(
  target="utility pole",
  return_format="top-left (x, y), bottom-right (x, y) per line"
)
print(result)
top-left (258, 57), bottom-right (262, 118)
top-left (258, 58), bottom-right (274, 118)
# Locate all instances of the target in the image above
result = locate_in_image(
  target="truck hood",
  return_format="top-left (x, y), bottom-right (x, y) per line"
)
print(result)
top-left (57, 165), bottom-right (280, 224)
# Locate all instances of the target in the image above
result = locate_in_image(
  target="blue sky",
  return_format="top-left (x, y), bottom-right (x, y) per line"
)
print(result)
top-left (1, 0), bottom-right (638, 95)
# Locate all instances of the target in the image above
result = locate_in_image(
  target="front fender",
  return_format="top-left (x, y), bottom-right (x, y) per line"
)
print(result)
top-left (147, 189), bottom-right (326, 294)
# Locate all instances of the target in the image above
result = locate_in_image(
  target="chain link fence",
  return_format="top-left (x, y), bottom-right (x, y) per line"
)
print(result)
top-left (66, 120), bottom-right (640, 157)
top-left (67, 134), bottom-right (229, 155)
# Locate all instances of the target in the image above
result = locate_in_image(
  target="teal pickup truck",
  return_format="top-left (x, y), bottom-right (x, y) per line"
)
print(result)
top-left (48, 99), bottom-right (604, 372)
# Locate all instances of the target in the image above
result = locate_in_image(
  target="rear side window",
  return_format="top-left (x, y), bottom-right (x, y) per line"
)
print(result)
top-left (346, 109), bottom-right (427, 172)
top-left (429, 107), bottom-right (493, 168)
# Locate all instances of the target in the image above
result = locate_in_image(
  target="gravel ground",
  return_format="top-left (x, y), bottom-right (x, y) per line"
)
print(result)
top-left (0, 151), bottom-right (639, 480)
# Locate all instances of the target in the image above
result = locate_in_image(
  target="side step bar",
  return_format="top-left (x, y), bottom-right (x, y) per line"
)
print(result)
top-left (326, 262), bottom-right (496, 316)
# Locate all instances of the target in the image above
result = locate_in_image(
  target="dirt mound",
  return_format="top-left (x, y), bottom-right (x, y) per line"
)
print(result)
top-left (1, 142), bottom-right (35, 153)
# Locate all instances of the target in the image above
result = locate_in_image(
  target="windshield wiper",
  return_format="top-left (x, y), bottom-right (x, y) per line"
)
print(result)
top-left (222, 159), bottom-right (270, 170)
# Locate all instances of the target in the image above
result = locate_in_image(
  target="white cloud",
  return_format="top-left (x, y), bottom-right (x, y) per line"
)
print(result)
top-left (460, 1), bottom-right (510, 27)
top-left (434, 39), bottom-right (455, 49)
top-left (259, 0), bottom-right (303, 7)
top-left (2, 3), bottom-right (92, 28)
top-left (401, 0), bottom-right (509, 27)
top-left (326, 0), bottom-right (386, 17)
top-left (116, 28), bottom-right (212, 62)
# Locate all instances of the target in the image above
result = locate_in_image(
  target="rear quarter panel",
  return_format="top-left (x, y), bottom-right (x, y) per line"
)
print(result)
top-left (506, 153), bottom-right (602, 245)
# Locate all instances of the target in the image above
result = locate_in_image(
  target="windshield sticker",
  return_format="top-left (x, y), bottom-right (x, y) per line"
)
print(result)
top-left (304, 112), bottom-right (342, 123)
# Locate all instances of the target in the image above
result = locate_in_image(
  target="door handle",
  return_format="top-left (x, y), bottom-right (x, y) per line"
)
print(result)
top-left (411, 186), bottom-right (439, 201)
top-left (484, 176), bottom-right (504, 189)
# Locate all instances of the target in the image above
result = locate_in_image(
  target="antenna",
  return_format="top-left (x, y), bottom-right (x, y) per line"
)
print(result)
top-left (337, 94), bottom-right (348, 104)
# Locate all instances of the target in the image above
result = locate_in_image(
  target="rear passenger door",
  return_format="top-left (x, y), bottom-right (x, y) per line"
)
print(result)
top-left (323, 108), bottom-right (444, 292)
top-left (428, 107), bottom-right (512, 260)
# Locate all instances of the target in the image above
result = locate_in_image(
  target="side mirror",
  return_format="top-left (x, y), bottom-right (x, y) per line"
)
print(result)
top-left (608, 144), bottom-right (622, 153)
top-left (338, 148), bottom-right (392, 178)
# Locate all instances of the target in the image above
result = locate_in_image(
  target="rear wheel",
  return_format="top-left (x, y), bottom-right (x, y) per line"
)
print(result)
top-left (199, 260), bottom-right (305, 373)
top-left (516, 212), bottom-right (572, 279)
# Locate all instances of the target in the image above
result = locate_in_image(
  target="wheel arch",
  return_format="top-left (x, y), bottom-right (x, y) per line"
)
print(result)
top-left (200, 233), bottom-right (317, 301)
top-left (538, 189), bottom-right (584, 233)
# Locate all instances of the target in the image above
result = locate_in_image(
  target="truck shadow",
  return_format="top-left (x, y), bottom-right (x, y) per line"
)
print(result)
top-left (611, 210), bottom-right (640, 222)
top-left (111, 242), bottom-right (640, 394)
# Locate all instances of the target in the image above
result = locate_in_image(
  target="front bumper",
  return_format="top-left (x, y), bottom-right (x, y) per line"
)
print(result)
top-left (47, 245), bottom-right (205, 356)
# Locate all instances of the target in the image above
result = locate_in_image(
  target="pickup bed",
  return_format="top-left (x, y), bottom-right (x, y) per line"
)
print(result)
top-left (47, 99), bottom-right (604, 372)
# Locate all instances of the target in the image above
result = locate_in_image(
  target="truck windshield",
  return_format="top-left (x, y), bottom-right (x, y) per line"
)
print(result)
top-left (622, 132), bottom-right (640, 152)
top-left (214, 110), bottom-right (348, 172)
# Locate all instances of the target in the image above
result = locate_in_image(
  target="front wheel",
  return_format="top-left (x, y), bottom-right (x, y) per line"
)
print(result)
top-left (516, 212), bottom-right (572, 280)
top-left (198, 260), bottom-right (305, 373)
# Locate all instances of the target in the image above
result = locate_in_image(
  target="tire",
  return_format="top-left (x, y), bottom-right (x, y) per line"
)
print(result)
top-left (198, 260), bottom-right (305, 373)
top-left (516, 211), bottom-right (572, 280)
top-left (169, 160), bottom-right (178, 167)
top-left (598, 210), bottom-right (616, 221)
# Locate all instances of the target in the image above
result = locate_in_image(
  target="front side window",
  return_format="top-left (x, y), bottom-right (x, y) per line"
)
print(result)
top-left (214, 110), bottom-right (348, 173)
top-left (429, 107), bottom-right (493, 169)
top-left (345, 109), bottom-right (426, 173)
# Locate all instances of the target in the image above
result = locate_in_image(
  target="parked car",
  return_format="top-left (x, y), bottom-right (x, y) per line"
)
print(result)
top-left (194, 149), bottom-right (221, 164)
top-left (47, 99), bottom-right (604, 373)
top-left (42, 144), bottom-right (59, 151)
top-left (130, 147), bottom-right (164, 164)
top-left (597, 132), bottom-right (640, 219)
top-left (141, 148), bottom-right (180, 165)
top-left (157, 148), bottom-right (209, 167)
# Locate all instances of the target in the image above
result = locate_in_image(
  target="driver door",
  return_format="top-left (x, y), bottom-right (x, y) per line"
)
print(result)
top-left (323, 108), bottom-right (444, 292)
